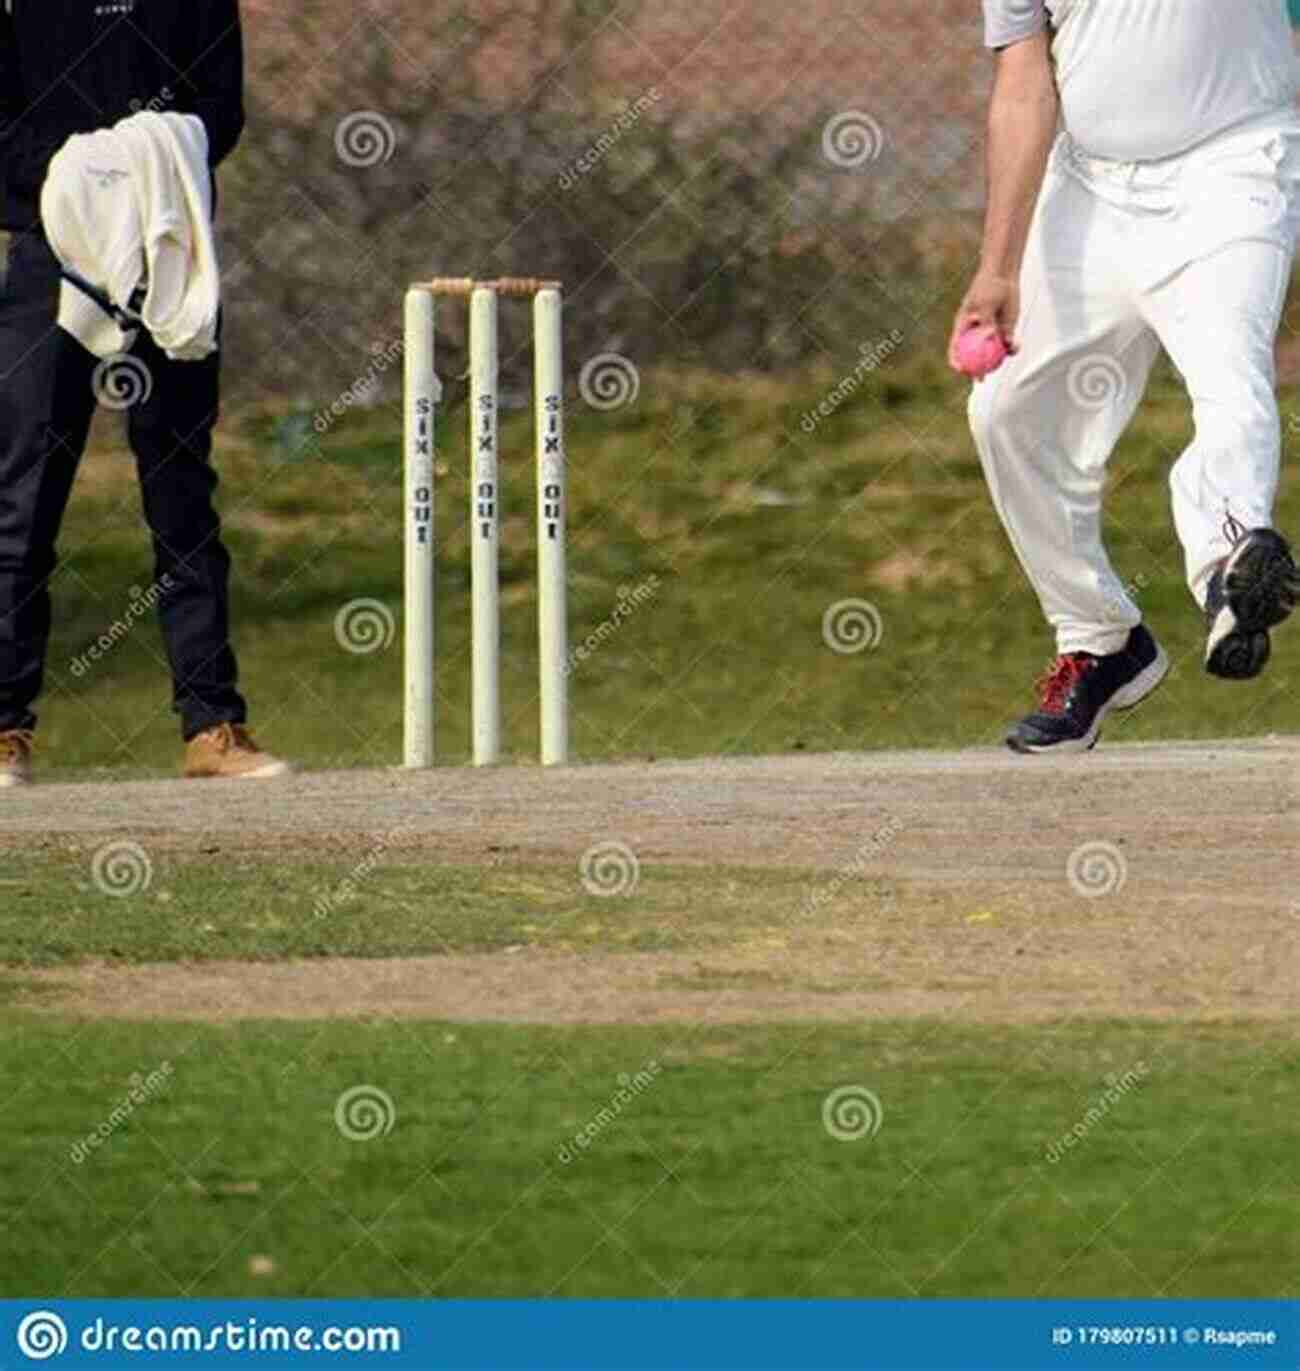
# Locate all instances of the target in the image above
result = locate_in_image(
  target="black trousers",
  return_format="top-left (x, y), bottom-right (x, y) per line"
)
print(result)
top-left (0, 229), bottom-right (246, 739)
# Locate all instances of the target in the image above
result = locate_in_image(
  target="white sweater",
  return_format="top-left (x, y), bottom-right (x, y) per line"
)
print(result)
top-left (40, 111), bottom-right (221, 361)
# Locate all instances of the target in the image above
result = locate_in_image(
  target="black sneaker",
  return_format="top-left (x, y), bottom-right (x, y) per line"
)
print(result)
top-left (1204, 525), bottom-right (1300, 680)
top-left (1006, 624), bottom-right (1169, 754)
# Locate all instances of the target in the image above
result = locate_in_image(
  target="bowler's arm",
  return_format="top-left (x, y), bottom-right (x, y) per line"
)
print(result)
top-left (949, 33), bottom-right (1058, 361)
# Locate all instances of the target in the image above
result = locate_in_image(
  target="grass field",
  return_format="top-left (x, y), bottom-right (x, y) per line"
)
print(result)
top-left (7, 345), bottom-right (1299, 1306)
top-left (4, 1014), bottom-right (1296, 1298)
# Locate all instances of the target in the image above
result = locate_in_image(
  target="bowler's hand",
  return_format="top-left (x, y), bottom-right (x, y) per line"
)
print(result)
top-left (949, 272), bottom-right (1019, 371)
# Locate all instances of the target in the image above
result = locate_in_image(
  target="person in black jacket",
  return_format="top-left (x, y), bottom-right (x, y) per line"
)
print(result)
top-left (0, 0), bottom-right (288, 784)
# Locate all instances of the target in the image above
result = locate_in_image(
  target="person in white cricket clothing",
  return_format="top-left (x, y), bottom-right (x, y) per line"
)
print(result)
top-left (954, 0), bottom-right (1300, 752)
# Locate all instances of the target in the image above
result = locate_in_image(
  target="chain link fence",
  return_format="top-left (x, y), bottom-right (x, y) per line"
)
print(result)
top-left (215, 0), bottom-right (991, 406)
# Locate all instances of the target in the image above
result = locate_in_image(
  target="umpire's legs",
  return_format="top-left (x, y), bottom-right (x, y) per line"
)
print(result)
top-left (0, 231), bottom-right (97, 732)
top-left (126, 319), bottom-right (247, 740)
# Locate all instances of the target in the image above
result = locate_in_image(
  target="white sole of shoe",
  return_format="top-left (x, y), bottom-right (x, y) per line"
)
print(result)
top-left (237, 759), bottom-right (294, 779)
top-left (1015, 647), bottom-right (1170, 756)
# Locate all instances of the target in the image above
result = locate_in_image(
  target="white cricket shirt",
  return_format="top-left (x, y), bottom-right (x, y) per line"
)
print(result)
top-left (982, 0), bottom-right (1298, 161)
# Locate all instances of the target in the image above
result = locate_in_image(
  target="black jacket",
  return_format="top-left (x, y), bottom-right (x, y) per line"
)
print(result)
top-left (0, 0), bottom-right (244, 231)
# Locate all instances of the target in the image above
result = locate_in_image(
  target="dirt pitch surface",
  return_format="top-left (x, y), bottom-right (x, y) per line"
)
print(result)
top-left (6, 740), bottom-right (1300, 1025)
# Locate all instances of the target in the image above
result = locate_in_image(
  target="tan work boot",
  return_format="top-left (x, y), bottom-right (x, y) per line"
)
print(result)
top-left (183, 723), bottom-right (291, 780)
top-left (0, 729), bottom-right (34, 788)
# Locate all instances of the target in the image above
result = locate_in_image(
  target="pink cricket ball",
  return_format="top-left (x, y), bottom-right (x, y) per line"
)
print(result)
top-left (953, 325), bottom-right (1009, 381)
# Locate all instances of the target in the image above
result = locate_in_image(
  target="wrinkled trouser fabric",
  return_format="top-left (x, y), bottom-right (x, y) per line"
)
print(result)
top-left (970, 112), bottom-right (1300, 656)
top-left (0, 229), bottom-right (246, 738)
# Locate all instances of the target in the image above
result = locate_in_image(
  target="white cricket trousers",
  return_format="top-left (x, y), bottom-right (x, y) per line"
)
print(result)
top-left (970, 112), bottom-right (1300, 656)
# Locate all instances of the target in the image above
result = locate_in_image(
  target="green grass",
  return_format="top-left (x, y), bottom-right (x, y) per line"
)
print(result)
top-left (2, 1016), bottom-right (1295, 1297)
top-left (0, 850), bottom-right (846, 966)
top-left (31, 350), bottom-right (1300, 779)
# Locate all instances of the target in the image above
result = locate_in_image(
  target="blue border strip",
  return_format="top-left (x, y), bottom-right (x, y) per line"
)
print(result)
top-left (0, 1300), bottom-right (1295, 1369)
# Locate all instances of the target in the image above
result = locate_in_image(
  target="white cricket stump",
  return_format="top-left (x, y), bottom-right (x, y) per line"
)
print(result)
top-left (403, 287), bottom-right (437, 769)
top-left (535, 288), bottom-right (568, 767)
top-left (470, 287), bottom-right (502, 766)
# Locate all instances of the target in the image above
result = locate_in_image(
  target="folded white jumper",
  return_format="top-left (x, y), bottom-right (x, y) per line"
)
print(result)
top-left (40, 111), bottom-right (220, 361)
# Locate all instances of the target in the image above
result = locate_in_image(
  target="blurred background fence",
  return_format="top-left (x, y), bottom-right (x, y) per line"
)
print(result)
top-left (219, 0), bottom-right (990, 408)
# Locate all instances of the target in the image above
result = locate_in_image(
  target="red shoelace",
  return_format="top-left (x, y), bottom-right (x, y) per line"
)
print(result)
top-left (1035, 654), bottom-right (1095, 714)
